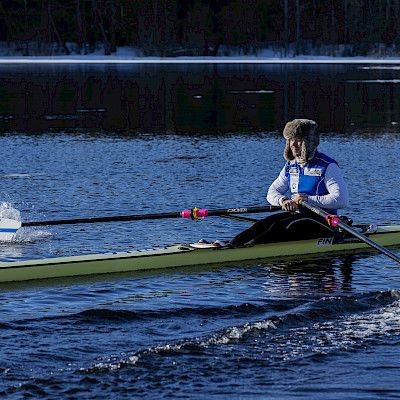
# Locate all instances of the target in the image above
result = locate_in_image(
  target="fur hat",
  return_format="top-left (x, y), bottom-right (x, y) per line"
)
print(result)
top-left (283, 119), bottom-right (319, 162)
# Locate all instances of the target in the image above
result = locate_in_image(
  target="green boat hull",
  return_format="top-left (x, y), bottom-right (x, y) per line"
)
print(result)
top-left (0, 225), bottom-right (399, 282)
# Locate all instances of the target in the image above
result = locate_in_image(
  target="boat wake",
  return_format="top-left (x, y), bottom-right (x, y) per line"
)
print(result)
top-left (81, 289), bottom-right (400, 374)
top-left (2, 288), bottom-right (400, 399)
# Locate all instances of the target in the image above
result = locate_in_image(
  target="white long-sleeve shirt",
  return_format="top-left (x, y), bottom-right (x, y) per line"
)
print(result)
top-left (267, 162), bottom-right (349, 210)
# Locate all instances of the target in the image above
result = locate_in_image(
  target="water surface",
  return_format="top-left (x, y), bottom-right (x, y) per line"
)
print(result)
top-left (0, 63), bottom-right (399, 399)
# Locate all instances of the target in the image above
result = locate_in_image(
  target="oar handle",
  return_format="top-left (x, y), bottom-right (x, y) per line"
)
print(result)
top-left (181, 206), bottom-right (280, 220)
top-left (181, 208), bottom-right (208, 219)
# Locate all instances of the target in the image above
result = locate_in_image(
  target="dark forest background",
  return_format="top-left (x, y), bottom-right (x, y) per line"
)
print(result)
top-left (0, 0), bottom-right (399, 56)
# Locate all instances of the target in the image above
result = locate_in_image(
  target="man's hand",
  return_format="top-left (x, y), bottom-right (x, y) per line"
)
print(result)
top-left (282, 194), bottom-right (308, 212)
top-left (292, 193), bottom-right (308, 204)
top-left (282, 199), bottom-right (298, 212)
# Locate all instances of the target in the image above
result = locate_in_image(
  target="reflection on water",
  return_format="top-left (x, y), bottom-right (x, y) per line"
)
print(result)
top-left (1, 63), bottom-right (400, 134)
top-left (261, 254), bottom-right (355, 297)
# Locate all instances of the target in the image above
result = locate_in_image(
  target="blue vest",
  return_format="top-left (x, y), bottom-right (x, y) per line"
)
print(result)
top-left (284, 150), bottom-right (338, 198)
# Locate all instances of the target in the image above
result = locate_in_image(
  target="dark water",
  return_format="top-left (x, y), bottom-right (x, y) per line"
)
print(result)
top-left (0, 63), bottom-right (399, 399)
top-left (1, 63), bottom-right (400, 134)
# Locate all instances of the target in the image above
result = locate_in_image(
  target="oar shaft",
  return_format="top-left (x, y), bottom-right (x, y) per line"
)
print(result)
top-left (21, 205), bottom-right (281, 227)
top-left (301, 200), bottom-right (400, 264)
top-left (21, 212), bottom-right (182, 227)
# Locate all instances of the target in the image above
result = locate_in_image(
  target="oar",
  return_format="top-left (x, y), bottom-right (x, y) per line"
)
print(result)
top-left (19, 205), bottom-right (282, 228)
top-left (0, 218), bottom-right (22, 241)
top-left (300, 200), bottom-right (400, 264)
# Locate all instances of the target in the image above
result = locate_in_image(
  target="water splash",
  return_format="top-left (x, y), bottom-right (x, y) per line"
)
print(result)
top-left (13, 227), bottom-right (52, 243)
top-left (0, 202), bottom-right (21, 221)
top-left (0, 203), bottom-right (52, 243)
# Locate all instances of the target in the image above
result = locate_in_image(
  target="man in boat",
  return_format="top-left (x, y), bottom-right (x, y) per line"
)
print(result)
top-left (229, 119), bottom-right (349, 246)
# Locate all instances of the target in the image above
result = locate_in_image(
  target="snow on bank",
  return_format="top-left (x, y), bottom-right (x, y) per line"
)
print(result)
top-left (0, 56), bottom-right (400, 64)
top-left (0, 44), bottom-right (400, 63)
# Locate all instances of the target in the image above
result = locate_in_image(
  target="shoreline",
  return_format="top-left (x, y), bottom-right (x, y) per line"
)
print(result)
top-left (0, 56), bottom-right (400, 64)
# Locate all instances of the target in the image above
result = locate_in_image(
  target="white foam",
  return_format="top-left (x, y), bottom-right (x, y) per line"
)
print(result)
top-left (84, 318), bottom-right (277, 372)
top-left (203, 320), bottom-right (277, 346)
top-left (287, 294), bottom-right (400, 358)
top-left (0, 202), bottom-right (21, 221)
top-left (13, 228), bottom-right (53, 243)
top-left (90, 355), bottom-right (139, 372)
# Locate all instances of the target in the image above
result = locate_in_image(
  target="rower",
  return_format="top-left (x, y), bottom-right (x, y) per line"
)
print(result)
top-left (230, 119), bottom-right (349, 246)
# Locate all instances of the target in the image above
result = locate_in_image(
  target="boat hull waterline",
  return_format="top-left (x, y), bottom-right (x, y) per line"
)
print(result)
top-left (0, 225), bottom-right (399, 282)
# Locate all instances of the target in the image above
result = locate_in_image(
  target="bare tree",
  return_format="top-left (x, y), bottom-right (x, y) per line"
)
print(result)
top-left (283, 0), bottom-right (288, 56)
top-left (76, 0), bottom-right (85, 54)
top-left (295, 0), bottom-right (300, 54)
top-left (91, 0), bottom-right (111, 55)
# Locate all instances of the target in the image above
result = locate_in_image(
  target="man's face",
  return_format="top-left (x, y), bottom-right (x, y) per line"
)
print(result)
top-left (289, 138), bottom-right (304, 157)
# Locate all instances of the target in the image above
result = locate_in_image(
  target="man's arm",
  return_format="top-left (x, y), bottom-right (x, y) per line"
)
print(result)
top-left (266, 166), bottom-right (290, 206)
top-left (307, 163), bottom-right (349, 209)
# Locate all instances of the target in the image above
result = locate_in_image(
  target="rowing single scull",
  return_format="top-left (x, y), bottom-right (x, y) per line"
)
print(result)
top-left (0, 224), bottom-right (399, 283)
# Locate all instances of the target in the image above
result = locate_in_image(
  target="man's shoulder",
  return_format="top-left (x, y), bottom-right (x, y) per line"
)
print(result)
top-left (312, 151), bottom-right (338, 166)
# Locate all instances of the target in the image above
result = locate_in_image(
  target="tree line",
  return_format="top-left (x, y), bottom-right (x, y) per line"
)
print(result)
top-left (0, 0), bottom-right (399, 56)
